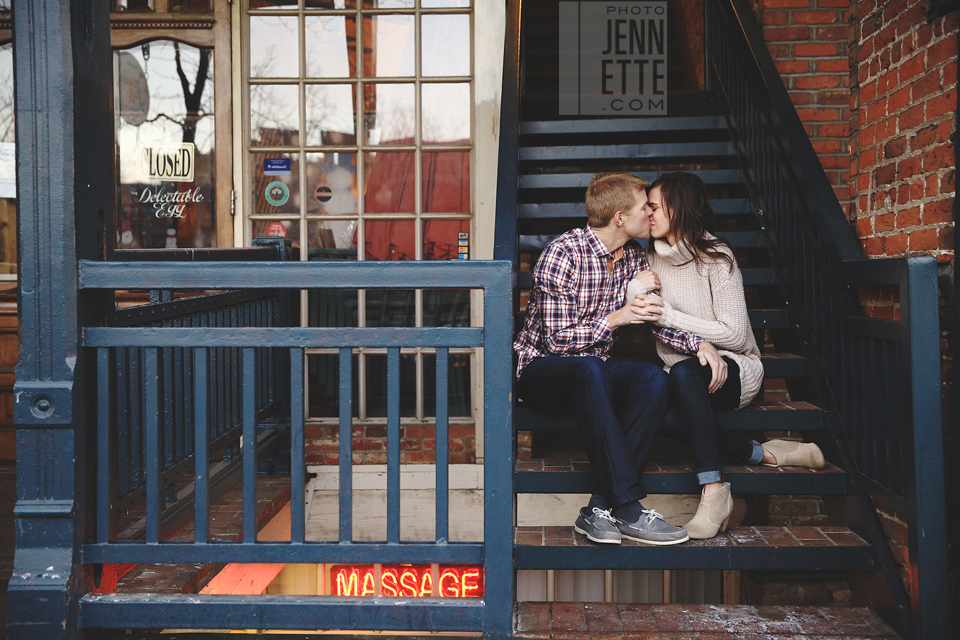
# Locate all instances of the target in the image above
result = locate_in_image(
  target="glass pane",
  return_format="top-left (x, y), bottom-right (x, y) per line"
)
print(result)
top-left (251, 0), bottom-right (298, 7)
top-left (423, 153), bottom-right (470, 213)
top-left (305, 84), bottom-right (356, 145)
top-left (364, 219), bottom-right (414, 260)
top-left (423, 353), bottom-right (471, 417)
top-left (305, 153), bottom-right (358, 215)
top-left (114, 42), bottom-right (217, 249)
top-left (0, 42), bottom-right (15, 275)
top-left (421, 0), bottom-right (470, 7)
top-left (363, 83), bottom-right (414, 145)
top-left (305, 15), bottom-right (357, 78)
top-left (422, 83), bottom-right (470, 145)
top-left (423, 290), bottom-right (470, 326)
top-left (365, 353), bottom-right (416, 417)
top-left (362, 15), bottom-right (414, 77)
top-left (363, 0), bottom-right (414, 9)
top-left (423, 219), bottom-right (469, 259)
top-left (306, 0), bottom-right (356, 7)
top-left (308, 353), bottom-right (359, 418)
top-left (250, 152), bottom-right (300, 214)
top-left (250, 84), bottom-right (300, 146)
top-left (250, 16), bottom-right (300, 78)
top-left (112, 0), bottom-right (154, 10)
top-left (307, 219), bottom-right (359, 257)
top-left (252, 219), bottom-right (301, 244)
top-left (422, 15), bottom-right (470, 77)
top-left (170, 0), bottom-right (213, 11)
top-left (364, 152), bottom-right (415, 213)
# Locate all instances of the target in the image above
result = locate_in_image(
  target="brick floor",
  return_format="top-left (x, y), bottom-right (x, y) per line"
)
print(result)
top-left (514, 603), bottom-right (901, 639)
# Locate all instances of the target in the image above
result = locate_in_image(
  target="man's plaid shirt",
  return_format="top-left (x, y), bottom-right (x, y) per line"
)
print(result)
top-left (514, 226), bottom-right (703, 377)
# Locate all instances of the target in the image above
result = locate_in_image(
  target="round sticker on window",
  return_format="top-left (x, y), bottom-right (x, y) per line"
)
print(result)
top-left (265, 181), bottom-right (290, 207)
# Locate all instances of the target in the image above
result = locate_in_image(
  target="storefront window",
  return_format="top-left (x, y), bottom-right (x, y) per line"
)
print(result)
top-left (0, 40), bottom-right (15, 279)
top-left (114, 40), bottom-right (217, 249)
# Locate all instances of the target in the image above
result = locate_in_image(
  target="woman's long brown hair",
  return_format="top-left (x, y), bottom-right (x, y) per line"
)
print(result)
top-left (648, 172), bottom-right (734, 272)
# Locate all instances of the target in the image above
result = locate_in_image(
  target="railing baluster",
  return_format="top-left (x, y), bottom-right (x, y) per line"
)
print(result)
top-left (131, 348), bottom-right (143, 492)
top-left (144, 348), bottom-right (161, 543)
top-left (243, 347), bottom-right (257, 544)
top-left (339, 347), bottom-right (353, 542)
top-left (290, 348), bottom-right (305, 543)
top-left (194, 348), bottom-right (209, 543)
top-left (97, 348), bottom-right (112, 543)
top-left (435, 348), bottom-right (449, 542)
top-left (387, 347), bottom-right (400, 543)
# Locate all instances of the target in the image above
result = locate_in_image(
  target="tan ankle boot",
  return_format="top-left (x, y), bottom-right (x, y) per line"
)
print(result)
top-left (684, 482), bottom-right (734, 539)
top-left (762, 439), bottom-right (825, 469)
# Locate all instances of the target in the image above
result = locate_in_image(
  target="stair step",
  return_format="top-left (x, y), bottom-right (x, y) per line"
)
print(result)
top-left (515, 460), bottom-right (845, 495)
top-left (521, 116), bottom-right (727, 135)
top-left (513, 526), bottom-right (874, 571)
top-left (517, 198), bottom-right (751, 218)
top-left (517, 267), bottom-right (775, 289)
top-left (520, 230), bottom-right (762, 250)
top-left (520, 141), bottom-right (736, 162)
top-left (514, 602), bottom-right (900, 639)
top-left (516, 400), bottom-right (823, 432)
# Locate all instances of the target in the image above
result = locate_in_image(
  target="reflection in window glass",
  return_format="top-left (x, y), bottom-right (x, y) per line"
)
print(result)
top-left (365, 354), bottom-right (416, 417)
top-left (422, 83), bottom-right (470, 145)
top-left (422, 15), bottom-right (470, 77)
top-left (114, 42), bottom-right (216, 249)
top-left (307, 220), bottom-right (358, 255)
top-left (421, 0), bottom-right (470, 7)
top-left (423, 353), bottom-right (472, 417)
top-left (0, 42), bottom-right (15, 276)
top-left (423, 290), bottom-right (470, 326)
top-left (112, 0), bottom-right (154, 10)
top-left (364, 219), bottom-right (414, 261)
top-left (423, 152), bottom-right (470, 213)
top-left (366, 290), bottom-right (415, 327)
top-left (250, 84), bottom-right (300, 146)
top-left (363, 84), bottom-right (414, 145)
top-left (306, 16), bottom-right (356, 78)
top-left (170, 0), bottom-right (213, 11)
top-left (305, 85), bottom-right (357, 146)
top-left (423, 219), bottom-right (469, 260)
top-left (362, 15), bottom-right (414, 77)
top-left (306, 0), bottom-right (357, 8)
top-left (306, 153), bottom-right (358, 215)
top-left (252, 219), bottom-right (301, 244)
top-left (364, 152), bottom-right (415, 213)
top-left (308, 353), bottom-right (359, 418)
top-left (362, 0), bottom-right (414, 11)
top-left (251, 0), bottom-right (298, 7)
top-left (250, 153), bottom-right (300, 215)
top-left (250, 16), bottom-right (300, 78)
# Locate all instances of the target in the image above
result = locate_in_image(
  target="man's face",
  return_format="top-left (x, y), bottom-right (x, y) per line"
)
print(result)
top-left (620, 189), bottom-right (651, 239)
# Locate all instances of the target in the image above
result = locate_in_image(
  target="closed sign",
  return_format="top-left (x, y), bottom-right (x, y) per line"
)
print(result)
top-left (137, 142), bottom-right (195, 182)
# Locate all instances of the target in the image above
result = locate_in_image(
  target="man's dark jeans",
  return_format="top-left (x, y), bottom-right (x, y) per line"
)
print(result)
top-left (517, 355), bottom-right (668, 508)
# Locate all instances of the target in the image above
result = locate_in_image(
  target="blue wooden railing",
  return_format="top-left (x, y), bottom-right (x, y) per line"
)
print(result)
top-left (706, 0), bottom-right (950, 636)
top-left (77, 260), bottom-right (514, 638)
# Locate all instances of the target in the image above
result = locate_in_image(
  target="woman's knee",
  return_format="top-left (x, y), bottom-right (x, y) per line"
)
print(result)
top-left (669, 357), bottom-right (709, 392)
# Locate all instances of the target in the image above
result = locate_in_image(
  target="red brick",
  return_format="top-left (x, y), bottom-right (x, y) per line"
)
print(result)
top-left (813, 139), bottom-right (843, 153)
top-left (875, 163), bottom-right (897, 184)
top-left (875, 22), bottom-right (898, 51)
top-left (762, 10), bottom-right (790, 25)
top-left (910, 123), bottom-right (940, 150)
top-left (795, 10), bottom-right (840, 23)
top-left (864, 236), bottom-right (885, 254)
top-left (909, 227), bottom-right (939, 250)
top-left (928, 36), bottom-right (959, 66)
top-left (927, 88), bottom-right (958, 119)
top-left (860, 79), bottom-right (878, 104)
top-left (796, 42), bottom-right (840, 56)
top-left (449, 425), bottom-right (475, 437)
top-left (767, 42), bottom-right (790, 57)
top-left (820, 123), bottom-right (848, 136)
top-left (911, 179), bottom-right (927, 201)
top-left (941, 169), bottom-right (955, 192)
top-left (879, 68), bottom-right (900, 94)
top-left (913, 70), bottom-right (944, 102)
top-left (877, 115), bottom-right (897, 139)
top-left (938, 120), bottom-right (954, 143)
top-left (886, 233), bottom-right (908, 253)
top-left (760, 0), bottom-right (811, 7)
top-left (817, 25), bottom-right (850, 40)
top-left (922, 144), bottom-right (955, 172)
top-left (898, 104), bottom-right (925, 130)
top-left (875, 212), bottom-right (896, 231)
top-left (765, 26), bottom-right (811, 40)
top-left (819, 0), bottom-right (850, 6)
top-left (791, 92), bottom-right (812, 105)
top-left (884, 136), bottom-right (907, 158)
top-left (819, 155), bottom-right (849, 169)
top-left (927, 174), bottom-right (942, 196)
top-left (861, 146), bottom-right (879, 170)
top-left (924, 199), bottom-right (955, 224)
top-left (352, 438), bottom-right (383, 451)
top-left (775, 59), bottom-right (811, 74)
top-left (796, 74), bottom-right (844, 89)
top-left (897, 156), bottom-right (920, 180)
top-left (895, 207), bottom-right (920, 228)
top-left (797, 107), bottom-right (843, 121)
top-left (881, 0), bottom-right (908, 23)
top-left (939, 226), bottom-right (954, 251)
top-left (887, 86), bottom-right (912, 113)
top-left (856, 217), bottom-right (874, 236)
top-left (818, 59), bottom-right (849, 74)
top-left (898, 53), bottom-right (925, 82)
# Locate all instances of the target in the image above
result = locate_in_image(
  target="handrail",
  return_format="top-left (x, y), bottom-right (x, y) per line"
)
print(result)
top-left (706, 0), bottom-right (950, 637)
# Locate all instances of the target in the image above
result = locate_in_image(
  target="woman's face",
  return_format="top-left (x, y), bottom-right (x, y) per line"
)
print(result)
top-left (646, 186), bottom-right (674, 244)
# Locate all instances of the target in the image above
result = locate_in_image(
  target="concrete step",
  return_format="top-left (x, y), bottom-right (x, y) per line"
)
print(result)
top-left (514, 602), bottom-right (900, 639)
top-left (513, 526), bottom-right (874, 571)
top-left (516, 459), bottom-right (845, 495)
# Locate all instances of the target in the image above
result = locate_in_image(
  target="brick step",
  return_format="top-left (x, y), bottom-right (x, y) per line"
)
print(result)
top-left (513, 526), bottom-right (874, 571)
top-left (517, 267), bottom-right (776, 289)
top-left (516, 459), bottom-right (845, 495)
top-left (517, 398), bottom-right (819, 435)
top-left (515, 602), bottom-right (900, 639)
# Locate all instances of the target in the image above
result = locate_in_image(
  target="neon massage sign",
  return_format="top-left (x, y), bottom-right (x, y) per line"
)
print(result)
top-left (329, 564), bottom-right (483, 598)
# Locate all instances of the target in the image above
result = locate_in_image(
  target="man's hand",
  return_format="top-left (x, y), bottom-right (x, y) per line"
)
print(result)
top-left (632, 269), bottom-right (660, 293)
top-left (697, 342), bottom-right (728, 393)
top-left (606, 294), bottom-right (664, 328)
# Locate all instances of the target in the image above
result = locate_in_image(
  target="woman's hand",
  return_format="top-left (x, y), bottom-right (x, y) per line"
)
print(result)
top-left (697, 342), bottom-right (728, 393)
top-left (607, 294), bottom-right (663, 328)
top-left (632, 269), bottom-right (661, 293)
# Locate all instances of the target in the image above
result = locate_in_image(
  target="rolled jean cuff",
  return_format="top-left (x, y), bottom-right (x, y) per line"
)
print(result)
top-left (697, 470), bottom-right (722, 485)
top-left (748, 440), bottom-right (765, 465)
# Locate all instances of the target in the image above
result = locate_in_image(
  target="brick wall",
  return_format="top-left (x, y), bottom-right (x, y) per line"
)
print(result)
top-left (305, 424), bottom-right (477, 466)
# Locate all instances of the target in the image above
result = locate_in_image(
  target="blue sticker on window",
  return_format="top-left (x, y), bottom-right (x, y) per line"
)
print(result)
top-left (264, 158), bottom-right (292, 176)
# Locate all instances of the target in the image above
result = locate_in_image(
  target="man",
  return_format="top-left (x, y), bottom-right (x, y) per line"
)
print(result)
top-left (514, 173), bottom-right (726, 545)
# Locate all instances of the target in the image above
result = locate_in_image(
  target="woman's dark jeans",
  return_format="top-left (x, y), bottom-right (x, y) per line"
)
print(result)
top-left (661, 356), bottom-right (761, 484)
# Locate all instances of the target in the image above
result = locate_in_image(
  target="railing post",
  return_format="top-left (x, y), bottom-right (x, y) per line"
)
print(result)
top-left (902, 257), bottom-right (951, 639)
top-left (10, 0), bottom-right (113, 638)
top-left (482, 262), bottom-right (514, 640)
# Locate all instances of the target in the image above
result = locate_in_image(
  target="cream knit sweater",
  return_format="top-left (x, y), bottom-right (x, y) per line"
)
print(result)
top-left (626, 236), bottom-right (763, 409)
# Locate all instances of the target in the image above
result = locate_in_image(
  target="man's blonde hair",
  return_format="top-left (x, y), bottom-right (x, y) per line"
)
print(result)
top-left (585, 173), bottom-right (650, 227)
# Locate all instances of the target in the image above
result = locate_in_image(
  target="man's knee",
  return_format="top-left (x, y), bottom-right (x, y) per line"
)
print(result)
top-left (572, 356), bottom-right (608, 384)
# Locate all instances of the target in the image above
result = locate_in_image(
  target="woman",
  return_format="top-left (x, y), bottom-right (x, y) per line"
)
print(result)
top-left (629, 172), bottom-right (824, 539)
